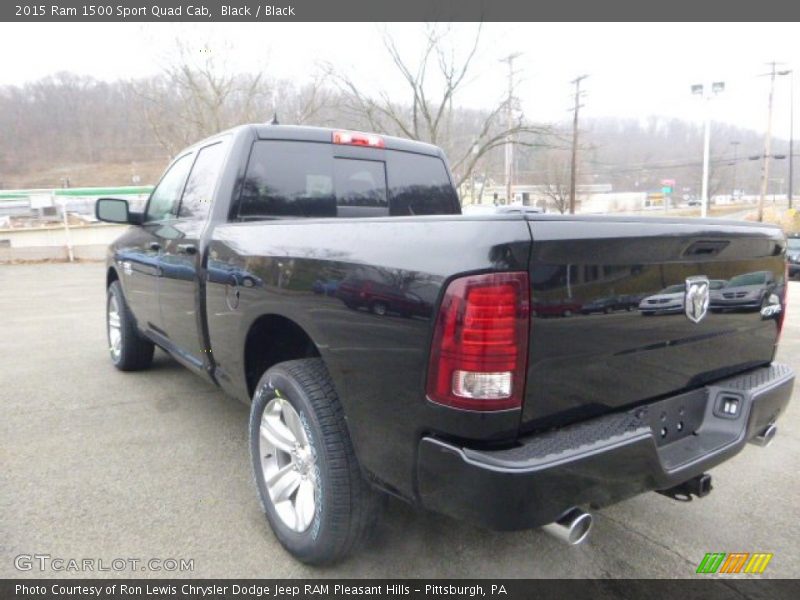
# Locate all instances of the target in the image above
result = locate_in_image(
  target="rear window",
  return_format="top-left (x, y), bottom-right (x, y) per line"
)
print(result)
top-left (237, 140), bottom-right (458, 220)
top-left (386, 150), bottom-right (459, 216)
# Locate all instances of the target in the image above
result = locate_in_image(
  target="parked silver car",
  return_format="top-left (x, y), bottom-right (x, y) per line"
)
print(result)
top-left (639, 284), bottom-right (685, 316)
top-left (710, 271), bottom-right (777, 312)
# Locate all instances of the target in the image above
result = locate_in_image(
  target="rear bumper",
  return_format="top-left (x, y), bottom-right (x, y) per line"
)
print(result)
top-left (417, 363), bottom-right (794, 531)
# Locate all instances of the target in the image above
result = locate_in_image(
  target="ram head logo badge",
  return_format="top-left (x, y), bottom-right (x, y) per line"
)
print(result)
top-left (685, 276), bottom-right (710, 324)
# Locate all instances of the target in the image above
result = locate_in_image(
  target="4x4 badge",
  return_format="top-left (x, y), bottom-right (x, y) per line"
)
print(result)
top-left (685, 276), bottom-right (710, 323)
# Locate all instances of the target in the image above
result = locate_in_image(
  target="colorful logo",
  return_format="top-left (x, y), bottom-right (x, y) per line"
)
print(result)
top-left (696, 552), bottom-right (773, 574)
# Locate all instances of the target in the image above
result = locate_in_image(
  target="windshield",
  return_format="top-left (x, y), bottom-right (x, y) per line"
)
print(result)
top-left (788, 238), bottom-right (800, 250)
top-left (727, 272), bottom-right (767, 287)
top-left (660, 284), bottom-right (685, 294)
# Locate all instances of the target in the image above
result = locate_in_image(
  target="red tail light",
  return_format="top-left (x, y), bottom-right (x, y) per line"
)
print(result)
top-left (426, 272), bottom-right (530, 411)
top-left (332, 130), bottom-right (385, 148)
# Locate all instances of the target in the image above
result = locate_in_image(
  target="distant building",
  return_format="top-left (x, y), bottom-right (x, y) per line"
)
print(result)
top-left (463, 183), bottom-right (615, 212)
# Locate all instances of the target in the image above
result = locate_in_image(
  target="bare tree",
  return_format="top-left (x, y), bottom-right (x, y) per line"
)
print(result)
top-left (135, 40), bottom-right (333, 155)
top-left (707, 161), bottom-right (731, 201)
top-left (540, 152), bottom-right (572, 213)
top-left (272, 75), bottom-right (335, 126)
top-left (133, 40), bottom-right (265, 153)
top-left (2, 68), bottom-right (775, 196)
top-left (324, 25), bottom-right (551, 187)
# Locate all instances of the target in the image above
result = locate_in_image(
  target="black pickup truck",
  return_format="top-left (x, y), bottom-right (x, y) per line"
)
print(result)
top-left (97, 124), bottom-right (794, 564)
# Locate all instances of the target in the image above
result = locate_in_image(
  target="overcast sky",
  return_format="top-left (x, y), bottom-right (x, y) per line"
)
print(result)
top-left (1, 22), bottom-right (798, 137)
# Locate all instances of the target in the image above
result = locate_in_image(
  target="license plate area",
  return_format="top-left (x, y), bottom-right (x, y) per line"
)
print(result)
top-left (644, 388), bottom-right (708, 447)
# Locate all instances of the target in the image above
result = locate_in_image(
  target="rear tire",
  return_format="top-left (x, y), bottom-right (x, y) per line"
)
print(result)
top-left (249, 358), bottom-right (380, 565)
top-left (106, 281), bottom-right (154, 371)
top-left (371, 301), bottom-right (388, 316)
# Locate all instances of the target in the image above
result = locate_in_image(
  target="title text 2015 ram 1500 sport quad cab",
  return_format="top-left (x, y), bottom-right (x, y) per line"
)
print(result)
top-left (96, 125), bottom-right (795, 564)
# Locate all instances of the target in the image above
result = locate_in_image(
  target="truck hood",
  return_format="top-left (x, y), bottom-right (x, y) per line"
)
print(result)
top-left (522, 217), bottom-right (786, 431)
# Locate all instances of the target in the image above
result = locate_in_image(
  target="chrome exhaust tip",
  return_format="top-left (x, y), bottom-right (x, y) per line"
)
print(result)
top-left (751, 423), bottom-right (777, 447)
top-left (542, 508), bottom-right (593, 545)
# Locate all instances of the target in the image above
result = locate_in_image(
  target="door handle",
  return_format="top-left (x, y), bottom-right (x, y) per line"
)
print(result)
top-left (177, 243), bottom-right (198, 256)
top-left (148, 242), bottom-right (161, 251)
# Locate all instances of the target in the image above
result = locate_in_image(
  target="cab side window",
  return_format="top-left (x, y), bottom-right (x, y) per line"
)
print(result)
top-left (145, 154), bottom-right (193, 222)
top-left (179, 141), bottom-right (227, 220)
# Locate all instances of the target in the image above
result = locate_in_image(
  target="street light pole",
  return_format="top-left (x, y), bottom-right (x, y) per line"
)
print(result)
top-left (692, 81), bottom-right (724, 218)
top-left (700, 108), bottom-right (712, 217)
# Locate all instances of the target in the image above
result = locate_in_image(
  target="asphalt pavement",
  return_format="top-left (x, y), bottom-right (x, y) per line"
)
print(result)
top-left (1, 263), bottom-right (798, 578)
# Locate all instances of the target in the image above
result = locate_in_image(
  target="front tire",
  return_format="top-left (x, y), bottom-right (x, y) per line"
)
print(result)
top-left (106, 281), bottom-right (154, 371)
top-left (249, 359), bottom-right (380, 564)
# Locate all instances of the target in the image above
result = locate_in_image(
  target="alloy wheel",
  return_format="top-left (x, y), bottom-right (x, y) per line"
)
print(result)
top-left (258, 396), bottom-right (317, 532)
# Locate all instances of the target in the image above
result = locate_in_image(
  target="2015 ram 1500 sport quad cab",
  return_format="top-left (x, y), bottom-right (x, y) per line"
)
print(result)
top-left (97, 125), bottom-right (795, 564)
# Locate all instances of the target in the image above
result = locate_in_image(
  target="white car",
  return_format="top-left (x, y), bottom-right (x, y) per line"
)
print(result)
top-left (639, 284), bottom-right (685, 316)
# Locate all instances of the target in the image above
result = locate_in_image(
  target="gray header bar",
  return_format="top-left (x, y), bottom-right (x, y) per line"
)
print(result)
top-left (3, 1), bottom-right (800, 22)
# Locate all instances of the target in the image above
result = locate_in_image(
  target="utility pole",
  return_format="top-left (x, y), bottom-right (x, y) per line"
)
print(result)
top-left (758, 62), bottom-right (779, 222)
top-left (500, 53), bottom-right (521, 205)
top-left (730, 140), bottom-right (740, 201)
top-left (569, 75), bottom-right (588, 214)
top-left (790, 72), bottom-right (795, 209)
top-left (778, 69), bottom-right (794, 209)
top-left (791, 71), bottom-right (795, 209)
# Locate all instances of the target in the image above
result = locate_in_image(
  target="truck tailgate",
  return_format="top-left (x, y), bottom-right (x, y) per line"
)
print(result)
top-left (523, 217), bottom-right (787, 431)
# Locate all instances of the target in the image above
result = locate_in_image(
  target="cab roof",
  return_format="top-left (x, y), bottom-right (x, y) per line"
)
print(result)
top-left (250, 124), bottom-right (444, 157)
top-left (180, 123), bottom-right (445, 160)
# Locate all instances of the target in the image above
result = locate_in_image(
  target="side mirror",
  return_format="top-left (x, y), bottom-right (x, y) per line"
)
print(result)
top-left (96, 198), bottom-right (140, 224)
